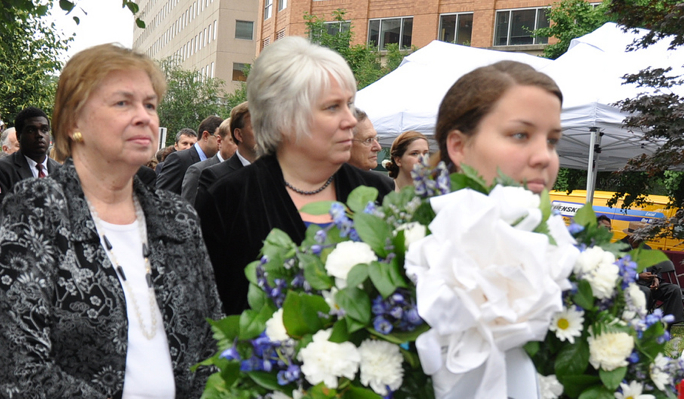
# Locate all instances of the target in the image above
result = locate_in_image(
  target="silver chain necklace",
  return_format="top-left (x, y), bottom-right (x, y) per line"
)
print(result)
top-left (86, 194), bottom-right (158, 340)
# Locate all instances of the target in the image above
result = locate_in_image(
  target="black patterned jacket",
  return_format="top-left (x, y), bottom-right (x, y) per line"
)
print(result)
top-left (0, 158), bottom-right (223, 398)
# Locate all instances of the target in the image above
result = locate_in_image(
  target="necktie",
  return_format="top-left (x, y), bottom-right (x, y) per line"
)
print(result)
top-left (36, 164), bottom-right (45, 178)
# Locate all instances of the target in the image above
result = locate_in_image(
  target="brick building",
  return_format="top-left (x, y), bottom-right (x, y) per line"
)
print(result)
top-left (133, 0), bottom-right (259, 93)
top-left (257, 0), bottom-right (554, 55)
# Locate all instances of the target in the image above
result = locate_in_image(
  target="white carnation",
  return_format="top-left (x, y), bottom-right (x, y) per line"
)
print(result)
top-left (396, 222), bottom-right (427, 249)
top-left (588, 330), bottom-right (633, 371)
top-left (325, 241), bottom-right (377, 286)
top-left (265, 308), bottom-right (289, 342)
top-left (622, 283), bottom-right (647, 322)
top-left (538, 373), bottom-right (563, 399)
top-left (297, 329), bottom-right (360, 388)
top-left (649, 353), bottom-right (671, 391)
top-left (358, 340), bottom-right (404, 396)
top-left (575, 247), bottom-right (619, 299)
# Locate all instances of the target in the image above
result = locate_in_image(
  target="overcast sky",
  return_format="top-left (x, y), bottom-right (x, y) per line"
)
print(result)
top-left (51, 0), bottom-right (135, 62)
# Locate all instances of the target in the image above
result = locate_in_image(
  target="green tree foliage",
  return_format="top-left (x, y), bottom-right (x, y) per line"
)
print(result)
top-left (304, 9), bottom-right (413, 89)
top-left (157, 59), bottom-right (230, 146)
top-left (0, 11), bottom-right (70, 125)
top-left (535, 0), bottom-right (612, 60)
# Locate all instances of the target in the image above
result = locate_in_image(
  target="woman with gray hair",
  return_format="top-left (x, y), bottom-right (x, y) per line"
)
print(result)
top-left (197, 36), bottom-right (392, 315)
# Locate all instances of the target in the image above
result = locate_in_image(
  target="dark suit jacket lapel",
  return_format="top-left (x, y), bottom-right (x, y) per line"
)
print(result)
top-left (14, 152), bottom-right (34, 180)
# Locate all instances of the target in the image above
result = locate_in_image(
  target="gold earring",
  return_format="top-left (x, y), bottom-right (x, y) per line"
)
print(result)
top-left (72, 132), bottom-right (83, 143)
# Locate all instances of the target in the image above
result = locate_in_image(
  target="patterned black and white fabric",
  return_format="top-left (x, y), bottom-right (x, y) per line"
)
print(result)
top-left (0, 158), bottom-right (223, 398)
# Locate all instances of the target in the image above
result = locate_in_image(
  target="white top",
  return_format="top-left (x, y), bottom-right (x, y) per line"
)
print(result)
top-left (100, 220), bottom-right (176, 399)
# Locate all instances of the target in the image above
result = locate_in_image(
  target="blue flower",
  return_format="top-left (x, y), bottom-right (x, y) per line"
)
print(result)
top-left (220, 346), bottom-right (240, 361)
top-left (406, 308), bottom-right (422, 325)
top-left (567, 222), bottom-right (584, 235)
top-left (311, 244), bottom-right (323, 255)
top-left (389, 306), bottom-right (403, 319)
top-left (374, 316), bottom-right (393, 334)
top-left (627, 351), bottom-right (639, 363)
top-left (277, 364), bottom-right (301, 385)
top-left (314, 229), bottom-right (327, 244)
top-left (364, 201), bottom-right (377, 214)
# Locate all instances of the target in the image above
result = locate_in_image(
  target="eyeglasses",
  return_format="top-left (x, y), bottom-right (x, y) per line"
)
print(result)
top-left (352, 137), bottom-right (379, 146)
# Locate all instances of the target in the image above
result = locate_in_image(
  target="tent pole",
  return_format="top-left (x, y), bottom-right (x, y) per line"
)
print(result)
top-left (585, 128), bottom-right (601, 204)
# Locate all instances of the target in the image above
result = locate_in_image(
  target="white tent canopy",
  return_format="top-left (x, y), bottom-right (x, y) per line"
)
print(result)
top-left (356, 23), bottom-right (684, 182)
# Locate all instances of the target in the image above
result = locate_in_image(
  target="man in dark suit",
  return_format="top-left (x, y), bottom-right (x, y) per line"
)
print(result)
top-left (0, 107), bottom-right (60, 202)
top-left (348, 109), bottom-right (394, 192)
top-left (196, 102), bottom-right (257, 203)
top-left (156, 116), bottom-right (223, 194)
top-left (180, 118), bottom-right (237, 204)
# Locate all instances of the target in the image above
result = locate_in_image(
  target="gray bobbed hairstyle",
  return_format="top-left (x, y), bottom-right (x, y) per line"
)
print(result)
top-left (247, 36), bottom-right (357, 155)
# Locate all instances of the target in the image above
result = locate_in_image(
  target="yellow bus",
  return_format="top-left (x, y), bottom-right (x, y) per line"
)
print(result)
top-left (549, 190), bottom-right (683, 251)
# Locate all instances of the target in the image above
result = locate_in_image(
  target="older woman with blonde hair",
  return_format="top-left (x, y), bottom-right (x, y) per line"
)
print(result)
top-left (197, 37), bottom-right (392, 315)
top-left (0, 44), bottom-right (222, 397)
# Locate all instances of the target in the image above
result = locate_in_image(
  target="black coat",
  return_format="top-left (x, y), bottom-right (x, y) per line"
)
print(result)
top-left (0, 150), bottom-right (60, 204)
top-left (156, 146), bottom-right (200, 194)
top-left (197, 154), bottom-right (393, 315)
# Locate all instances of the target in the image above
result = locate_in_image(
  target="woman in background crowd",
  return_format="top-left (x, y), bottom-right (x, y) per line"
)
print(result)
top-left (0, 43), bottom-right (222, 398)
top-left (382, 130), bottom-right (429, 191)
top-left (435, 60), bottom-right (562, 194)
top-left (197, 36), bottom-right (393, 315)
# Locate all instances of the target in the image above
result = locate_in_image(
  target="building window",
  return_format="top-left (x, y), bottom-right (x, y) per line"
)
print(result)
top-left (439, 13), bottom-right (473, 45)
top-left (494, 8), bottom-right (549, 46)
top-left (263, 37), bottom-right (271, 49)
top-left (276, 29), bottom-right (285, 40)
top-left (214, 20), bottom-right (217, 40)
top-left (368, 17), bottom-right (413, 50)
top-left (264, 0), bottom-right (272, 20)
top-left (233, 63), bottom-right (249, 81)
top-left (235, 20), bottom-right (254, 40)
top-left (325, 21), bottom-right (350, 36)
top-left (278, 0), bottom-right (287, 11)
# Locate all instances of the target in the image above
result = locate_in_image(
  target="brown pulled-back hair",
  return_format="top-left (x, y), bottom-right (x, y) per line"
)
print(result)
top-left (385, 130), bottom-right (428, 179)
top-left (434, 61), bottom-right (562, 169)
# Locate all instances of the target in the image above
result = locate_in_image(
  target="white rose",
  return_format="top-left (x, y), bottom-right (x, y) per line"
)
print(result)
top-left (358, 340), bottom-right (404, 396)
top-left (297, 329), bottom-right (360, 388)
top-left (325, 241), bottom-right (377, 287)
top-left (265, 308), bottom-right (289, 342)
top-left (588, 330), bottom-right (633, 371)
top-left (396, 222), bottom-right (427, 249)
top-left (488, 185), bottom-right (542, 231)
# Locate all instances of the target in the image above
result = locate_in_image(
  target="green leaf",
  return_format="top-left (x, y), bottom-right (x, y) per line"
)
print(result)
top-left (208, 316), bottom-right (241, 349)
top-left (599, 366), bottom-right (627, 391)
top-left (346, 317), bottom-right (367, 333)
top-left (342, 385), bottom-right (382, 399)
top-left (136, 18), bottom-right (146, 29)
top-left (346, 263), bottom-right (369, 288)
top-left (524, 341), bottom-right (540, 358)
top-left (300, 200), bottom-right (337, 216)
top-left (353, 212), bottom-right (391, 257)
top-left (238, 305), bottom-right (275, 340)
top-left (347, 186), bottom-right (379, 213)
top-left (329, 319), bottom-right (349, 343)
top-left (245, 262), bottom-right (258, 285)
top-left (59, 0), bottom-right (74, 12)
top-left (248, 371), bottom-right (283, 391)
top-left (577, 385), bottom-right (613, 399)
top-left (219, 360), bottom-right (241, 388)
top-left (125, 1), bottom-right (140, 13)
top-left (450, 166), bottom-right (489, 193)
top-left (369, 323), bottom-right (430, 344)
top-left (368, 260), bottom-right (408, 298)
top-left (554, 338), bottom-right (590, 377)
top-left (557, 374), bottom-right (601, 399)
top-left (282, 291), bottom-right (330, 339)
top-left (336, 287), bottom-right (371, 325)
top-left (628, 248), bottom-right (669, 273)
top-left (540, 189), bottom-right (552, 224)
top-left (247, 283), bottom-right (269, 310)
top-left (200, 373), bottom-right (230, 399)
top-left (573, 279), bottom-right (595, 310)
top-left (308, 382), bottom-right (338, 398)
top-left (263, 228), bottom-right (296, 252)
top-left (72, 16), bottom-right (79, 24)
top-left (300, 253), bottom-right (333, 290)
top-left (574, 203), bottom-right (596, 227)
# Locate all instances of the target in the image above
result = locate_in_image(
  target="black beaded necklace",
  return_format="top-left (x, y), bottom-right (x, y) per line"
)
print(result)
top-left (284, 175), bottom-right (334, 195)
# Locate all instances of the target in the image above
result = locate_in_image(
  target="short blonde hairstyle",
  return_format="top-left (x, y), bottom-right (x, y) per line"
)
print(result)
top-left (246, 36), bottom-right (357, 155)
top-left (52, 43), bottom-right (167, 160)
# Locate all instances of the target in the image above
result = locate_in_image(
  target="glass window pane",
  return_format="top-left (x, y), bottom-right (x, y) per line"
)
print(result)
top-left (456, 14), bottom-right (473, 45)
top-left (439, 15), bottom-right (457, 43)
top-left (401, 17), bottom-right (413, 49)
top-left (380, 18), bottom-right (401, 50)
top-left (509, 9), bottom-right (536, 45)
top-left (368, 20), bottom-right (380, 48)
top-left (494, 11), bottom-right (509, 46)
top-left (535, 8), bottom-right (550, 44)
top-left (236, 20), bottom-right (254, 40)
top-left (233, 63), bottom-right (248, 81)
top-left (326, 22), bottom-right (340, 36)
